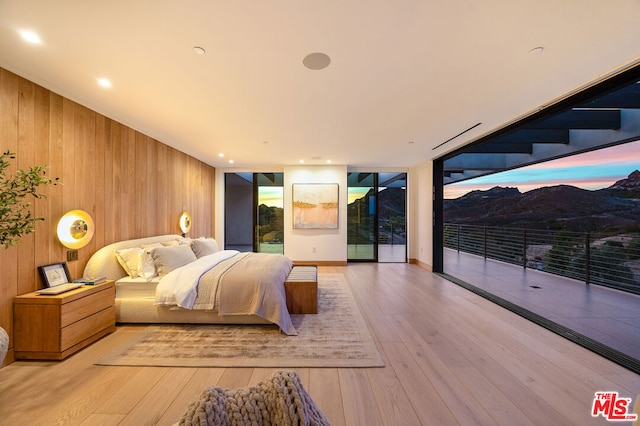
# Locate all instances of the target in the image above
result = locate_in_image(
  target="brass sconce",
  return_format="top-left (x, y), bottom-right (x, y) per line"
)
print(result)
top-left (57, 209), bottom-right (95, 249)
top-left (179, 212), bottom-right (192, 237)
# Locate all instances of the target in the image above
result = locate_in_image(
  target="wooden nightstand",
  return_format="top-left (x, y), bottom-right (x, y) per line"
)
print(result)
top-left (13, 281), bottom-right (116, 360)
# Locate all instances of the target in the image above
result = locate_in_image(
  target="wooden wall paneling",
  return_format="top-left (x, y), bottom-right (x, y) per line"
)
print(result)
top-left (61, 99), bottom-right (77, 222)
top-left (134, 132), bottom-right (148, 238)
top-left (33, 85), bottom-right (51, 272)
top-left (101, 118), bottom-right (114, 245)
top-left (94, 114), bottom-right (107, 252)
top-left (145, 137), bottom-right (158, 236)
top-left (155, 141), bottom-right (168, 235)
top-left (48, 94), bottom-right (65, 280)
top-left (165, 147), bottom-right (176, 234)
top-left (110, 121), bottom-right (122, 243)
top-left (74, 105), bottom-right (97, 278)
top-left (122, 127), bottom-right (136, 238)
top-left (16, 78), bottom-right (36, 296)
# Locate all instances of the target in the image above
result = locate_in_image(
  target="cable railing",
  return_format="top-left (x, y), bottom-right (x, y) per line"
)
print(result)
top-left (444, 223), bottom-right (640, 295)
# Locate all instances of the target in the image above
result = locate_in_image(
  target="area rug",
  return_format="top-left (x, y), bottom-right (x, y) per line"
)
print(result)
top-left (96, 273), bottom-right (384, 368)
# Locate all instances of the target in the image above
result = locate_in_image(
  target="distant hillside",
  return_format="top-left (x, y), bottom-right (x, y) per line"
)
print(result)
top-left (444, 170), bottom-right (640, 233)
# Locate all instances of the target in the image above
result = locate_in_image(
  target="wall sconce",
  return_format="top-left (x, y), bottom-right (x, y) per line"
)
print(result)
top-left (57, 209), bottom-right (95, 249)
top-left (179, 212), bottom-right (192, 237)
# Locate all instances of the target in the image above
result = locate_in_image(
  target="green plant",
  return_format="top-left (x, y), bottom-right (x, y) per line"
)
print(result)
top-left (0, 151), bottom-right (58, 248)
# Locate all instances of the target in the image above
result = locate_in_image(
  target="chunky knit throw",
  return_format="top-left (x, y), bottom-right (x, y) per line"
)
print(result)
top-left (179, 370), bottom-right (330, 426)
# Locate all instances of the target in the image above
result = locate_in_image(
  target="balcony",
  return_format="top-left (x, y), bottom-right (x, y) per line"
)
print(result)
top-left (442, 223), bottom-right (640, 372)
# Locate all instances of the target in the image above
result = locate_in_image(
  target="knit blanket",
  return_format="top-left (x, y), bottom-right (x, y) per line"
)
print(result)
top-left (179, 371), bottom-right (330, 426)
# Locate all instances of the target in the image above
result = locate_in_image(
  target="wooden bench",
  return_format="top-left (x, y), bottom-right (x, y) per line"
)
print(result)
top-left (284, 265), bottom-right (318, 314)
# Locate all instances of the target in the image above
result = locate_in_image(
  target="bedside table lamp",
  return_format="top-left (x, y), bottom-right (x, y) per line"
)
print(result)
top-left (57, 209), bottom-right (95, 249)
top-left (179, 212), bottom-right (192, 237)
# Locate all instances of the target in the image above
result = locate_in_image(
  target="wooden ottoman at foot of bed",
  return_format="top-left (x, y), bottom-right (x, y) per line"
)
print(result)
top-left (284, 265), bottom-right (318, 314)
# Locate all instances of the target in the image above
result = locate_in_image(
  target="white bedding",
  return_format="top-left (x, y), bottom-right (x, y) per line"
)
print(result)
top-left (155, 250), bottom-right (239, 308)
top-left (115, 277), bottom-right (159, 299)
top-left (84, 235), bottom-right (295, 334)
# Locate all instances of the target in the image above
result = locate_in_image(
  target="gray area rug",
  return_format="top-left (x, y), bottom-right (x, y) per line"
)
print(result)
top-left (96, 273), bottom-right (384, 367)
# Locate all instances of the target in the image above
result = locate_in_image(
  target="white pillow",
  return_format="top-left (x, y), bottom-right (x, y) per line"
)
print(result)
top-left (138, 246), bottom-right (161, 280)
top-left (115, 247), bottom-right (143, 278)
top-left (191, 238), bottom-right (219, 258)
top-left (151, 244), bottom-right (198, 277)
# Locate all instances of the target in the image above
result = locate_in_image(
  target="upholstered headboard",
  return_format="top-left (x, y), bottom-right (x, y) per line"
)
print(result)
top-left (83, 234), bottom-right (182, 280)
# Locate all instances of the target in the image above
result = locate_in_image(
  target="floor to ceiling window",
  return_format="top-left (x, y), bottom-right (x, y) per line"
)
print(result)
top-left (347, 172), bottom-right (406, 262)
top-left (432, 64), bottom-right (640, 372)
top-left (224, 172), bottom-right (284, 254)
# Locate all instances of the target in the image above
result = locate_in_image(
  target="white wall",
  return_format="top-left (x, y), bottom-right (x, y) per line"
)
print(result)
top-left (215, 164), bottom-right (426, 266)
top-left (284, 165), bottom-right (348, 262)
top-left (409, 160), bottom-right (433, 268)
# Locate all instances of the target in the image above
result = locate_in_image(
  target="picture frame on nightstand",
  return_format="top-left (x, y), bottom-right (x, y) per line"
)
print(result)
top-left (37, 262), bottom-right (72, 288)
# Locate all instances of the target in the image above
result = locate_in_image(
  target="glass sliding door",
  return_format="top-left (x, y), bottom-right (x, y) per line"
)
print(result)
top-left (347, 172), bottom-right (407, 262)
top-left (224, 172), bottom-right (284, 253)
top-left (347, 173), bottom-right (378, 261)
top-left (377, 172), bottom-right (407, 262)
top-left (255, 173), bottom-right (284, 254)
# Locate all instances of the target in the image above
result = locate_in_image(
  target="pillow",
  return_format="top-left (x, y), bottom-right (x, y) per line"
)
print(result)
top-left (161, 239), bottom-right (180, 247)
top-left (115, 247), bottom-right (143, 278)
top-left (151, 244), bottom-right (198, 277)
top-left (138, 246), bottom-right (160, 280)
top-left (191, 238), bottom-right (219, 258)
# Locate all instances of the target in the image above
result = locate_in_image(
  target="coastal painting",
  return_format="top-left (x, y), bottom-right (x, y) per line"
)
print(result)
top-left (292, 183), bottom-right (339, 229)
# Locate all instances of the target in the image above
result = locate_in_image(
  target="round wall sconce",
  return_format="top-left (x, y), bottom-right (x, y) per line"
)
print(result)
top-left (179, 212), bottom-right (192, 235)
top-left (57, 209), bottom-right (95, 249)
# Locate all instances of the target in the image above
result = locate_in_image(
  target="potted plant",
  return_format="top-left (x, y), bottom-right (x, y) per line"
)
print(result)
top-left (0, 150), bottom-right (58, 248)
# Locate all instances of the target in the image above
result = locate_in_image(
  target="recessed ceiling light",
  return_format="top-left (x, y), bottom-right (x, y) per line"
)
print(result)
top-left (218, 153), bottom-right (224, 158)
top-left (299, 159), bottom-right (305, 164)
top-left (97, 78), bottom-right (112, 88)
top-left (19, 30), bottom-right (41, 44)
top-left (528, 46), bottom-right (544, 56)
top-left (228, 159), bottom-right (234, 164)
top-left (193, 46), bottom-right (206, 55)
top-left (326, 160), bottom-right (332, 164)
top-left (303, 52), bottom-right (331, 70)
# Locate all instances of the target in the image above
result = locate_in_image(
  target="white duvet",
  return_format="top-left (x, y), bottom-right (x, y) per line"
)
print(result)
top-left (155, 250), bottom-right (239, 308)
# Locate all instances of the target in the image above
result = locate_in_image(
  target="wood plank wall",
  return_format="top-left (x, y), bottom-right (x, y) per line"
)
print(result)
top-left (0, 68), bottom-right (215, 365)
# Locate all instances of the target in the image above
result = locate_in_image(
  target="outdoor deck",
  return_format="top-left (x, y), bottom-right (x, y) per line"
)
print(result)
top-left (443, 248), bottom-right (640, 366)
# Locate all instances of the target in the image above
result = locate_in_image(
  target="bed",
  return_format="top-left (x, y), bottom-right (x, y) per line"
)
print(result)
top-left (83, 234), bottom-right (296, 335)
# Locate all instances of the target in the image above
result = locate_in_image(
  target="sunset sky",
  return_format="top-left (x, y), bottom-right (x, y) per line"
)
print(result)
top-left (444, 140), bottom-right (640, 199)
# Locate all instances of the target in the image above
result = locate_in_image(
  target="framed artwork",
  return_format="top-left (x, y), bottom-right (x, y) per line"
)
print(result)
top-left (292, 183), bottom-right (339, 229)
top-left (37, 262), bottom-right (72, 288)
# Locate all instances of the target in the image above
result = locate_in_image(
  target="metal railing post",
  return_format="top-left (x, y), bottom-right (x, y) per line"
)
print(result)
top-left (523, 229), bottom-right (527, 269)
top-left (585, 232), bottom-right (590, 285)
top-left (483, 227), bottom-right (487, 259)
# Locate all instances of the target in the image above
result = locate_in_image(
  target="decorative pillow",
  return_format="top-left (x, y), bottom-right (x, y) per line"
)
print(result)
top-left (161, 239), bottom-right (180, 247)
top-left (191, 238), bottom-right (219, 258)
top-left (115, 247), bottom-right (143, 278)
top-left (138, 246), bottom-right (160, 280)
top-left (151, 244), bottom-right (198, 277)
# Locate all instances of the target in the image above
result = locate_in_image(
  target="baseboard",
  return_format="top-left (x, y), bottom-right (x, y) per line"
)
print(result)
top-left (293, 260), bottom-right (348, 266)
top-left (409, 258), bottom-right (433, 271)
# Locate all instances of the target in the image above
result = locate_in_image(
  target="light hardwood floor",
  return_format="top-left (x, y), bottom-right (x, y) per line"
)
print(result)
top-left (1, 264), bottom-right (638, 425)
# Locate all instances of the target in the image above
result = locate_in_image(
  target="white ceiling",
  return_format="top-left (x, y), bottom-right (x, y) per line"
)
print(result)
top-left (1, 1), bottom-right (639, 169)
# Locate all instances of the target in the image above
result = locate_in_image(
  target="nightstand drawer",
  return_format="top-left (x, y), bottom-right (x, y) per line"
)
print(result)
top-left (14, 281), bottom-right (116, 360)
top-left (61, 286), bottom-right (115, 327)
top-left (61, 306), bottom-right (115, 350)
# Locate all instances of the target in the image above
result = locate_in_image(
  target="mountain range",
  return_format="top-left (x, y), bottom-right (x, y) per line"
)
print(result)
top-left (444, 170), bottom-right (640, 233)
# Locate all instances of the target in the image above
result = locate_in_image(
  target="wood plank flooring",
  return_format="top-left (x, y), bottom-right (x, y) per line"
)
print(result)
top-left (0, 264), bottom-right (638, 425)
